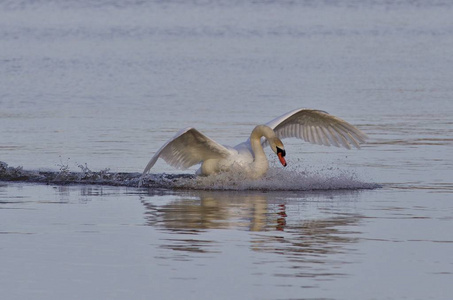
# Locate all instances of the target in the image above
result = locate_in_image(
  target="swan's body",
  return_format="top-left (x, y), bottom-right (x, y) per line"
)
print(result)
top-left (141, 108), bottom-right (367, 181)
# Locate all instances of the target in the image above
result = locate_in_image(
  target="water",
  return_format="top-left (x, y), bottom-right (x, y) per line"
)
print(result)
top-left (1, 0), bottom-right (452, 299)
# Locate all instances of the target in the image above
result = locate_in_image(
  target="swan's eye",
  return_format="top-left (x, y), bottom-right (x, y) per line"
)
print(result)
top-left (276, 147), bottom-right (286, 157)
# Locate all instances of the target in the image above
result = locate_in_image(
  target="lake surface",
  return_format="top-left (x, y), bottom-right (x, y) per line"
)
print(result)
top-left (1, 0), bottom-right (452, 299)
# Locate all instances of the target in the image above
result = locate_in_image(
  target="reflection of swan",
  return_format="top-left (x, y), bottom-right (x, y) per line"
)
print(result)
top-left (141, 189), bottom-right (362, 233)
top-left (141, 108), bottom-right (367, 179)
top-left (142, 191), bottom-right (270, 232)
top-left (141, 189), bottom-right (364, 265)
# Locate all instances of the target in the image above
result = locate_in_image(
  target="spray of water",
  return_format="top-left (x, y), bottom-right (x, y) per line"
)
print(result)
top-left (171, 165), bottom-right (378, 191)
top-left (0, 161), bottom-right (379, 191)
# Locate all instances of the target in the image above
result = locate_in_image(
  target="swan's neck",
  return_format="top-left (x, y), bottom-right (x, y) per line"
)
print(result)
top-left (249, 125), bottom-right (276, 178)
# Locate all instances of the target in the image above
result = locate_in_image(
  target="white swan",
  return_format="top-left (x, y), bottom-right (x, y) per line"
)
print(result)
top-left (141, 108), bottom-right (367, 181)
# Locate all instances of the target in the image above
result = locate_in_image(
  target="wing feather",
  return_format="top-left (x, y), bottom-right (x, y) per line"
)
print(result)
top-left (321, 126), bottom-right (338, 147)
top-left (316, 126), bottom-right (328, 146)
top-left (142, 127), bottom-right (231, 175)
top-left (264, 108), bottom-right (367, 149)
top-left (303, 126), bottom-right (309, 141)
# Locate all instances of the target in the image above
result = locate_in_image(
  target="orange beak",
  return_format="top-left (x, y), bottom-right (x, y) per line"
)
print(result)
top-left (278, 152), bottom-right (287, 167)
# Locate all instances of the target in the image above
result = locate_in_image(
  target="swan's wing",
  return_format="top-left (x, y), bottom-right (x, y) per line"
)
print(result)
top-left (264, 108), bottom-right (367, 149)
top-left (142, 127), bottom-right (231, 175)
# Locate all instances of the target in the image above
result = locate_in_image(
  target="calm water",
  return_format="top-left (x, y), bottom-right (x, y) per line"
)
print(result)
top-left (1, 1), bottom-right (452, 299)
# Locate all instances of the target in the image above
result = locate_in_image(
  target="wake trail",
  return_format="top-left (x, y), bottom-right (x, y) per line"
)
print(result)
top-left (0, 161), bottom-right (380, 191)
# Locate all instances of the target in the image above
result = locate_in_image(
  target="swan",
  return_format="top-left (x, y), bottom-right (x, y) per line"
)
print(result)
top-left (140, 108), bottom-right (367, 182)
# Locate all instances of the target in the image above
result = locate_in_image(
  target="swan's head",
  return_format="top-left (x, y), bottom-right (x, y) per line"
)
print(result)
top-left (271, 138), bottom-right (287, 167)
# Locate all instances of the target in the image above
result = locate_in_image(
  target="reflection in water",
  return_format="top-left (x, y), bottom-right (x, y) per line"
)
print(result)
top-left (53, 185), bottom-right (110, 204)
top-left (250, 214), bottom-right (362, 279)
top-left (142, 191), bottom-right (276, 232)
top-left (141, 189), bottom-right (364, 278)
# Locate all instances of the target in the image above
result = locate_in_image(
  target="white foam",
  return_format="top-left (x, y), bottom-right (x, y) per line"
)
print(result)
top-left (171, 166), bottom-right (379, 191)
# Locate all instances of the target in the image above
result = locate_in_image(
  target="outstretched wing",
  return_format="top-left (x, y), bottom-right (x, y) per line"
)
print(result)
top-left (142, 127), bottom-right (231, 175)
top-left (264, 108), bottom-right (367, 149)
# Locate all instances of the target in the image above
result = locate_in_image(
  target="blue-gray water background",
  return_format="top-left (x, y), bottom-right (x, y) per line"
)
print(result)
top-left (1, 1), bottom-right (452, 299)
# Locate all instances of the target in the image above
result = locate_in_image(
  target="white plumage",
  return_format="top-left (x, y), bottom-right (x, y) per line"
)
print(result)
top-left (141, 108), bottom-right (367, 181)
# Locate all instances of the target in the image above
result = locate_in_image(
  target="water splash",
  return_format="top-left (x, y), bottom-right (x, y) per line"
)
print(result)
top-left (0, 161), bottom-right (380, 191)
top-left (0, 161), bottom-right (141, 186)
top-left (169, 166), bottom-right (379, 191)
